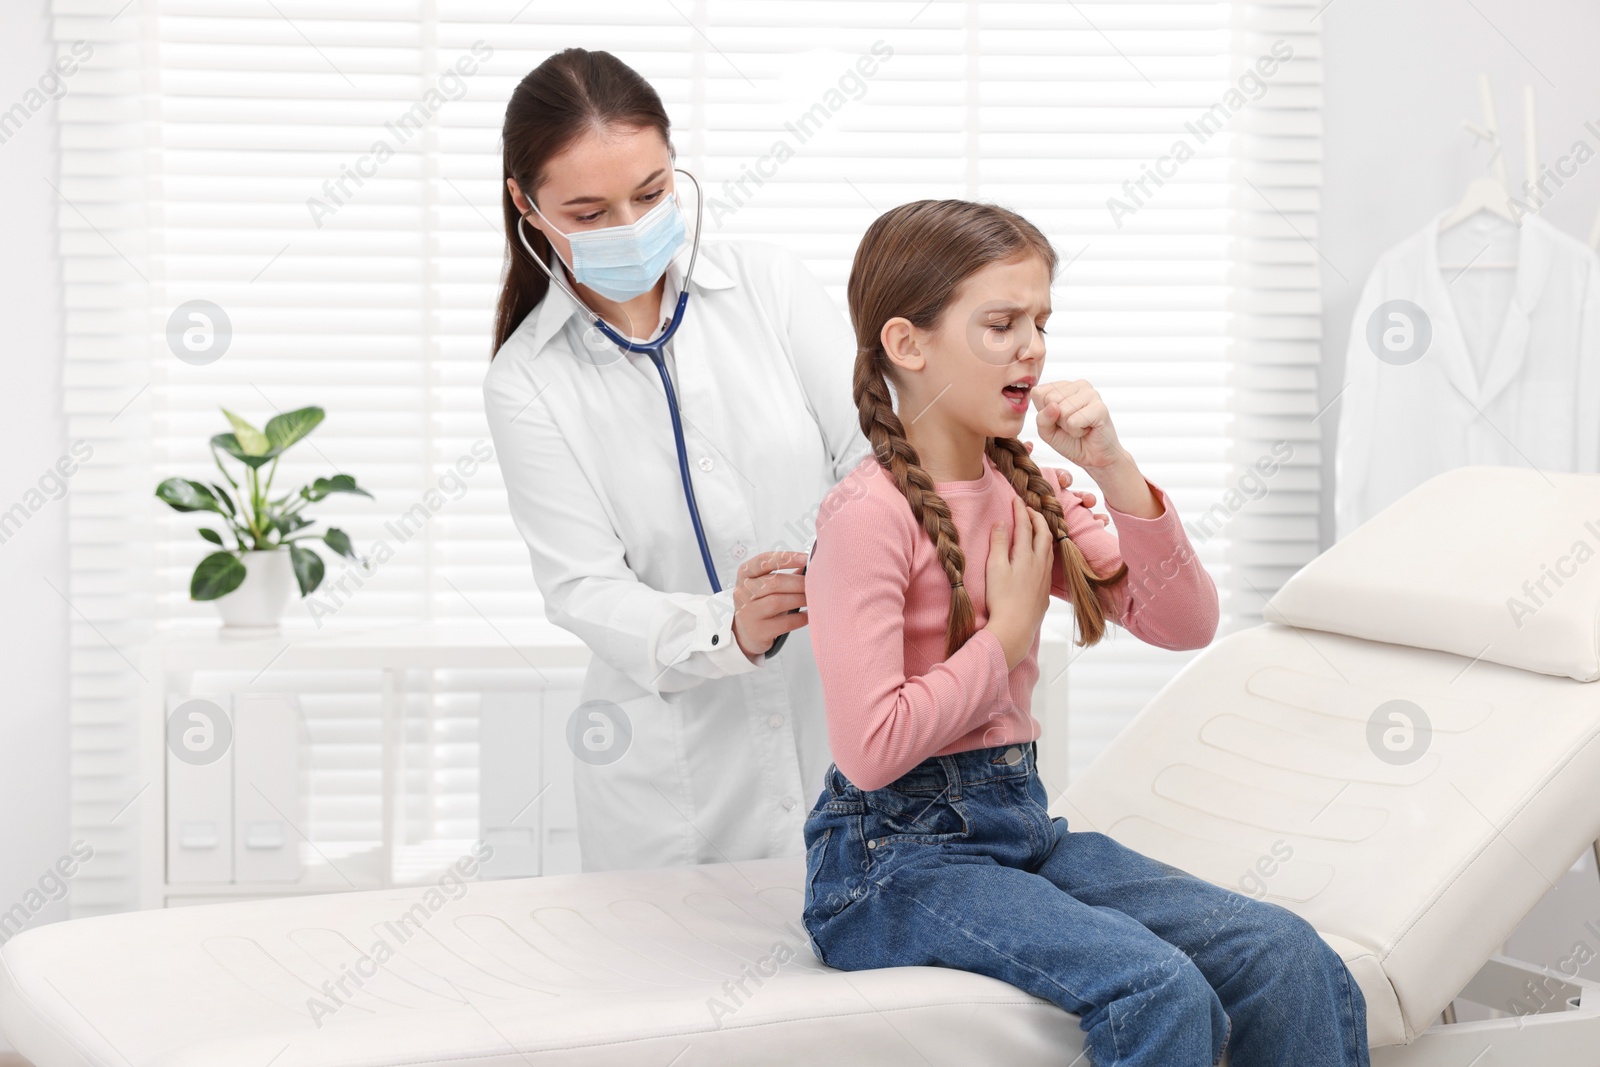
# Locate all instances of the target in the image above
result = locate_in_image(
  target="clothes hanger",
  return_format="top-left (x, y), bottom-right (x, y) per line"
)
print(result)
top-left (1439, 74), bottom-right (1522, 270)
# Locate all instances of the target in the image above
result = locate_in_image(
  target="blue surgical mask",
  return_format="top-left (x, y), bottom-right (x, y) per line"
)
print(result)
top-left (528, 193), bottom-right (687, 302)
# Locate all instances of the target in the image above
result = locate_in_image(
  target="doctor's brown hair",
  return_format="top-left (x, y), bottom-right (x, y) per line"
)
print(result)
top-left (846, 199), bottom-right (1128, 658)
top-left (492, 48), bottom-right (673, 357)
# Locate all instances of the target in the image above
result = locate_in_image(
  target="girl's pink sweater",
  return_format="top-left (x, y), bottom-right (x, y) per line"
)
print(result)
top-left (805, 452), bottom-right (1220, 791)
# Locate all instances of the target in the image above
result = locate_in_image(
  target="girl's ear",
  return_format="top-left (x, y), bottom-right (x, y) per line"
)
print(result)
top-left (880, 316), bottom-right (925, 374)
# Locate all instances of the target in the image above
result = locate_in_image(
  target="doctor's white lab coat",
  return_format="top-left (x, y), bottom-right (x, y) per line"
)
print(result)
top-left (1335, 209), bottom-right (1600, 540)
top-left (482, 236), bottom-right (870, 873)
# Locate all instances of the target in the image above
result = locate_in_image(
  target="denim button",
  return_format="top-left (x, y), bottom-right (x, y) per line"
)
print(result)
top-left (1003, 746), bottom-right (1023, 765)
top-left (867, 839), bottom-right (877, 849)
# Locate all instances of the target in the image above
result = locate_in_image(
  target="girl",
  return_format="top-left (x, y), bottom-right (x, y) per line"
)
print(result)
top-left (800, 199), bottom-right (1369, 1066)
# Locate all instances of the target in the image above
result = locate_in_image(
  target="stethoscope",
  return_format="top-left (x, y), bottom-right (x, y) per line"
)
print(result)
top-left (514, 169), bottom-right (725, 596)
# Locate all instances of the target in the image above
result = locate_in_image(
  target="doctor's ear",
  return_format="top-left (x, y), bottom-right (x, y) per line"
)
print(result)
top-left (880, 317), bottom-right (926, 373)
top-left (506, 178), bottom-right (532, 217)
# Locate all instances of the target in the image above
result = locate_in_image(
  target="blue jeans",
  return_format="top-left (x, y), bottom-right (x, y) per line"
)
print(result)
top-left (801, 741), bottom-right (1369, 1067)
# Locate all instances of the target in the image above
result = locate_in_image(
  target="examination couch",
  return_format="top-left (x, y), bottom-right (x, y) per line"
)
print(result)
top-left (3, 464), bottom-right (1599, 1066)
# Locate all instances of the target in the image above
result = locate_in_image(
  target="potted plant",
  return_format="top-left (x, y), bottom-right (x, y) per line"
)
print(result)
top-left (156, 406), bottom-right (371, 630)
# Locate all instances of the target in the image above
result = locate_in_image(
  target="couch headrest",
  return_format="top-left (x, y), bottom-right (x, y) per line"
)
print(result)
top-left (1264, 466), bottom-right (1600, 682)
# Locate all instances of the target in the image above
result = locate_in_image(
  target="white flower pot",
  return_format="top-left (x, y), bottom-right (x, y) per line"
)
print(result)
top-left (215, 549), bottom-right (294, 632)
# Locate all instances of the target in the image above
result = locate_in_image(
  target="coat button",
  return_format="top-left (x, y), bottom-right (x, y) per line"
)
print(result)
top-left (698, 456), bottom-right (714, 472)
top-left (781, 796), bottom-right (795, 810)
top-left (732, 542), bottom-right (747, 559)
top-left (768, 713), bottom-right (784, 728)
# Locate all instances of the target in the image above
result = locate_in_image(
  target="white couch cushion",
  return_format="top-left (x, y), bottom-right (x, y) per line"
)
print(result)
top-left (1058, 623), bottom-right (1600, 1044)
top-left (1265, 465), bottom-right (1600, 682)
top-left (0, 858), bottom-right (1092, 1067)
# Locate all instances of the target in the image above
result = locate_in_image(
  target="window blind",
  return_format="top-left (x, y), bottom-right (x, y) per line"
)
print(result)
top-left (53, 0), bottom-right (1323, 916)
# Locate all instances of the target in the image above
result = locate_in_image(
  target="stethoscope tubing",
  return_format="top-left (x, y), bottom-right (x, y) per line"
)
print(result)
top-left (650, 350), bottom-right (723, 594)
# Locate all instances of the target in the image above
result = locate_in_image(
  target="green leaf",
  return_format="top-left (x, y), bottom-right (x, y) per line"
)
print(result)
top-left (272, 512), bottom-right (313, 537)
top-left (198, 527), bottom-right (224, 546)
top-left (156, 477), bottom-right (225, 514)
top-left (209, 484), bottom-right (237, 516)
top-left (303, 474), bottom-right (374, 502)
top-left (190, 551), bottom-right (247, 601)
top-left (211, 433), bottom-right (278, 470)
top-left (323, 527), bottom-right (357, 559)
top-left (289, 543), bottom-right (325, 596)
top-left (264, 407), bottom-right (324, 453)
top-left (221, 408), bottom-right (270, 456)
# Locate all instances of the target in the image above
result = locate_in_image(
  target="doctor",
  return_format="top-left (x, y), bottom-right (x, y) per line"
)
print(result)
top-left (480, 47), bottom-right (872, 873)
top-left (482, 47), bottom-right (1102, 873)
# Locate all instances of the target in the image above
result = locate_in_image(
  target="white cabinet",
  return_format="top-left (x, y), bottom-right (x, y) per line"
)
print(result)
top-left (232, 693), bottom-right (307, 884)
top-left (164, 694), bottom-right (235, 884)
top-left (136, 619), bottom-right (1073, 909)
top-left (137, 621), bottom-right (593, 909)
top-left (163, 692), bottom-right (309, 887)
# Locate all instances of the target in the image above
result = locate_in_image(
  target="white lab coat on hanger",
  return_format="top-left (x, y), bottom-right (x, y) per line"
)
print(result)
top-left (482, 236), bottom-right (870, 873)
top-left (1335, 209), bottom-right (1600, 541)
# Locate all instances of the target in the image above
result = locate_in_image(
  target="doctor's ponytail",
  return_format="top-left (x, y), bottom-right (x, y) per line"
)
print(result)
top-left (846, 200), bottom-right (1128, 658)
top-left (493, 48), bottom-right (673, 357)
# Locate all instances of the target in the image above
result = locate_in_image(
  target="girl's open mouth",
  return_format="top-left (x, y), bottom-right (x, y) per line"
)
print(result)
top-left (1002, 380), bottom-right (1033, 413)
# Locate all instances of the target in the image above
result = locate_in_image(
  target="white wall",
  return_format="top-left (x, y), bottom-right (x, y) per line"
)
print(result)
top-left (1321, 0), bottom-right (1600, 984)
top-left (0, 1), bottom-right (71, 1054)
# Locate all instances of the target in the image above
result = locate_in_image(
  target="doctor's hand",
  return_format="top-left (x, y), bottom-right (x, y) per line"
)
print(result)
top-left (1030, 379), bottom-right (1130, 473)
top-left (732, 551), bottom-right (811, 661)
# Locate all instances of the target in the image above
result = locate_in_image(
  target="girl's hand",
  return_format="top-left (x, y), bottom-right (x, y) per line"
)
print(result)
top-left (732, 551), bottom-right (810, 660)
top-left (1024, 440), bottom-right (1110, 528)
top-left (982, 496), bottom-right (1053, 670)
top-left (1029, 380), bottom-right (1128, 472)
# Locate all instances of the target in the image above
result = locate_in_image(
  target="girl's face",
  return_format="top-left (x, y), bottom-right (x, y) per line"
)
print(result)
top-left (884, 252), bottom-right (1052, 441)
top-left (507, 123), bottom-right (676, 272)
